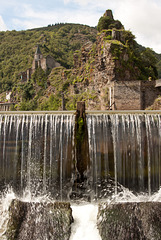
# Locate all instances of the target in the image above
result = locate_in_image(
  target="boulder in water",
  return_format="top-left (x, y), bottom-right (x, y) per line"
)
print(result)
top-left (6, 199), bottom-right (73, 240)
top-left (97, 202), bottom-right (161, 240)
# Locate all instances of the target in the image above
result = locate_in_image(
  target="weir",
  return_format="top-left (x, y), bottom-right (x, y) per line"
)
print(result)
top-left (87, 113), bottom-right (161, 197)
top-left (0, 108), bottom-right (161, 200)
top-left (0, 113), bottom-right (75, 200)
top-left (1, 108), bottom-right (161, 240)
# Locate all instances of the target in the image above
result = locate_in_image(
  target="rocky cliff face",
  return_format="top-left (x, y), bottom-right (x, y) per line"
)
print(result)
top-left (64, 30), bottom-right (141, 110)
top-left (39, 23), bottom-right (158, 111)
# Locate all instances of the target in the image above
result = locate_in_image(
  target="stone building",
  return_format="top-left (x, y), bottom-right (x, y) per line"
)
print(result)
top-left (109, 80), bottom-right (160, 110)
top-left (20, 45), bottom-right (60, 81)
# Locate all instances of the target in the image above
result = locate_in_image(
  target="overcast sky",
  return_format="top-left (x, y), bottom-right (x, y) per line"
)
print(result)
top-left (0, 0), bottom-right (161, 53)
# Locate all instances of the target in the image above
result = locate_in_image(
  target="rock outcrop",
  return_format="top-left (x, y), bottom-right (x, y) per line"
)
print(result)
top-left (97, 202), bottom-right (161, 240)
top-left (39, 10), bottom-right (160, 111)
top-left (5, 199), bottom-right (73, 240)
top-left (71, 30), bottom-right (141, 110)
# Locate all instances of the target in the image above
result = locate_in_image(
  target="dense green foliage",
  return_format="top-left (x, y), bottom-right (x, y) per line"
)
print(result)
top-left (138, 47), bottom-right (158, 79)
top-left (135, 43), bottom-right (161, 78)
top-left (0, 18), bottom-right (161, 111)
top-left (156, 60), bottom-right (161, 78)
top-left (0, 23), bottom-right (97, 94)
top-left (32, 67), bottom-right (48, 88)
top-left (97, 11), bottom-right (160, 79)
top-left (102, 29), bottom-right (158, 80)
top-left (128, 38), bottom-right (158, 80)
top-left (98, 16), bottom-right (123, 32)
top-left (97, 11), bottom-right (124, 32)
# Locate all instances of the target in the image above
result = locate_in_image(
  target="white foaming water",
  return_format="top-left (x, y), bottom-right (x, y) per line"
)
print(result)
top-left (69, 188), bottom-right (161, 240)
top-left (21, 188), bottom-right (52, 203)
top-left (0, 188), bottom-right (16, 239)
top-left (0, 188), bottom-right (53, 239)
top-left (104, 186), bottom-right (161, 204)
top-left (70, 204), bottom-right (102, 240)
top-left (1, 187), bottom-right (161, 240)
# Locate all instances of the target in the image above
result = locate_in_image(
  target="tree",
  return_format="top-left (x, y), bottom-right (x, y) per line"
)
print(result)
top-left (31, 67), bottom-right (48, 88)
top-left (97, 16), bottom-right (113, 32)
top-left (97, 16), bottom-right (123, 32)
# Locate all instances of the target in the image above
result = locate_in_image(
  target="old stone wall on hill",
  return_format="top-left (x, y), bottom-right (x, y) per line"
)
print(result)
top-left (71, 31), bottom-right (160, 110)
top-left (113, 81), bottom-right (141, 110)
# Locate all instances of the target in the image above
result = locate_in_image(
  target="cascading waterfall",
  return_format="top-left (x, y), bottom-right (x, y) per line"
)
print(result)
top-left (86, 113), bottom-right (161, 198)
top-left (1, 112), bottom-right (161, 240)
top-left (0, 114), bottom-right (75, 199)
top-left (1, 112), bottom-right (160, 199)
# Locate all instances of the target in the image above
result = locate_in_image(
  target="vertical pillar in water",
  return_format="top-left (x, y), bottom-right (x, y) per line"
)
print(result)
top-left (75, 102), bottom-right (90, 182)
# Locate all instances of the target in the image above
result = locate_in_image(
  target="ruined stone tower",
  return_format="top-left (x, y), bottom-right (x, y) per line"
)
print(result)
top-left (32, 45), bottom-right (60, 72)
top-left (103, 9), bottom-right (114, 20)
top-left (32, 45), bottom-right (43, 71)
top-left (20, 45), bottom-right (60, 81)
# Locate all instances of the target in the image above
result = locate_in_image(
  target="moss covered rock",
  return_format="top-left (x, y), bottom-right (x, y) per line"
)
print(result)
top-left (97, 202), bottom-right (161, 240)
top-left (6, 199), bottom-right (73, 240)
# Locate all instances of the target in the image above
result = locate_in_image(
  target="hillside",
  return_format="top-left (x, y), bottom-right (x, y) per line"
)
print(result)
top-left (0, 23), bottom-right (97, 93)
top-left (35, 29), bottom-right (160, 111)
top-left (0, 11), bottom-right (161, 110)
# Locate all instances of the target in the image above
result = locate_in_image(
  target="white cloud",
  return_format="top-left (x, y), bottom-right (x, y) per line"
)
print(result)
top-left (114, 0), bottom-right (161, 52)
top-left (63, 0), bottom-right (118, 8)
top-left (63, 0), bottom-right (161, 53)
top-left (12, 19), bottom-right (42, 30)
top-left (2, 0), bottom-right (161, 52)
top-left (12, 3), bottom-right (101, 30)
top-left (0, 16), bottom-right (7, 31)
top-left (11, 4), bottom-right (60, 30)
